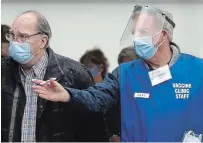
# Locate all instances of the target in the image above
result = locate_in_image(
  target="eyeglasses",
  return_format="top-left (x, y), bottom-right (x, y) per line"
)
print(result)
top-left (5, 32), bottom-right (42, 43)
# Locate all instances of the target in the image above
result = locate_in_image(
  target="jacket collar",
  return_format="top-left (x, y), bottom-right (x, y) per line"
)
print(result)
top-left (44, 47), bottom-right (64, 81)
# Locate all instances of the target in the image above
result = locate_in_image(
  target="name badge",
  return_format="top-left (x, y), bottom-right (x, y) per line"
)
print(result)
top-left (148, 65), bottom-right (172, 86)
top-left (134, 93), bottom-right (150, 98)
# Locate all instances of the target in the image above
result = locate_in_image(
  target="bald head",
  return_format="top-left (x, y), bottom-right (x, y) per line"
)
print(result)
top-left (10, 10), bottom-right (52, 47)
top-left (19, 11), bottom-right (52, 39)
top-left (12, 12), bottom-right (38, 36)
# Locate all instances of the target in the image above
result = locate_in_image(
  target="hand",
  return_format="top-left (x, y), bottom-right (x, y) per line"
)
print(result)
top-left (109, 135), bottom-right (120, 142)
top-left (32, 78), bottom-right (70, 102)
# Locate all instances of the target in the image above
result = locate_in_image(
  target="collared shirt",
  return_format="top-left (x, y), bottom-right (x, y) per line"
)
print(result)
top-left (20, 52), bottom-right (48, 142)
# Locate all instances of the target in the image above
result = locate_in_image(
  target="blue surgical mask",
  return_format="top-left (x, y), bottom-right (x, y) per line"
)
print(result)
top-left (9, 41), bottom-right (34, 64)
top-left (134, 31), bottom-right (165, 60)
top-left (89, 65), bottom-right (99, 77)
top-left (134, 36), bottom-right (158, 60)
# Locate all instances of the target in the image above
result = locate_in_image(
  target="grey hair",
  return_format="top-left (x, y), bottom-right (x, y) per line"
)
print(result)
top-left (161, 9), bottom-right (174, 41)
top-left (118, 46), bottom-right (139, 64)
top-left (20, 10), bottom-right (52, 47)
top-left (132, 6), bottom-right (174, 41)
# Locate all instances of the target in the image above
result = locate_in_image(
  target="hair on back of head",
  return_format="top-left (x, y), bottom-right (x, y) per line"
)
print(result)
top-left (80, 47), bottom-right (109, 78)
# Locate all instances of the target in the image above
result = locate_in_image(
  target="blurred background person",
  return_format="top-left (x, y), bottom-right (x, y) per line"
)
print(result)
top-left (80, 48), bottom-right (120, 142)
top-left (118, 46), bottom-right (139, 65)
top-left (80, 47), bottom-right (109, 83)
top-left (79, 47), bottom-right (109, 141)
top-left (1, 24), bottom-right (10, 58)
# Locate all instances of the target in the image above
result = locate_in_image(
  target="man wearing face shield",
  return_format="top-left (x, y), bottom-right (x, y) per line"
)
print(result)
top-left (32, 5), bottom-right (203, 142)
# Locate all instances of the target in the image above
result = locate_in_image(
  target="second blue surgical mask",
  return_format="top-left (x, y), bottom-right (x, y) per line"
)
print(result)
top-left (89, 65), bottom-right (99, 77)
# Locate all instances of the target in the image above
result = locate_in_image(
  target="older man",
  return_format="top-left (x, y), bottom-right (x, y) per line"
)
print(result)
top-left (33, 5), bottom-right (203, 142)
top-left (1, 10), bottom-right (107, 142)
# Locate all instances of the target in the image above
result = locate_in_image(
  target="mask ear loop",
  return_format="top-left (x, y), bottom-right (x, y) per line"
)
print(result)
top-left (157, 39), bottom-right (166, 48)
top-left (152, 30), bottom-right (162, 37)
top-left (98, 64), bottom-right (104, 73)
top-left (32, 46), bottom-right (44, 58)
top-left (152, 30), bottom-right (166, 48)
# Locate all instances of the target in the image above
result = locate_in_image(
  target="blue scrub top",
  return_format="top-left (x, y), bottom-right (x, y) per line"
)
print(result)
top-left (120, 53), bottom-right (203, 142)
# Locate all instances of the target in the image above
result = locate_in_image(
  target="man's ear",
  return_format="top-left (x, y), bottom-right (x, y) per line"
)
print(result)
top-left (40, 35), bottom-right (48, 48)
top-left (162, 30), bottom-right (169, 41)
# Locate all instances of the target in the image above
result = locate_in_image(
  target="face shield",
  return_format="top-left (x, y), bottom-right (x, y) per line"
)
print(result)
top-left (120, 5), bottom-right (175, 59)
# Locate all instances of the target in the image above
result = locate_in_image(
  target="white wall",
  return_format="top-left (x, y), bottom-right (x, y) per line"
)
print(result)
top-left (2, 1), bottom-right (203, 71)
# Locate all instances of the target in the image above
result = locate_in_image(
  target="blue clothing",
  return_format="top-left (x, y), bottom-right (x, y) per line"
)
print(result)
top-left (67, 53), bottom-right (203, 142)
top-left (120, 54), bottom-right (203, 142)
